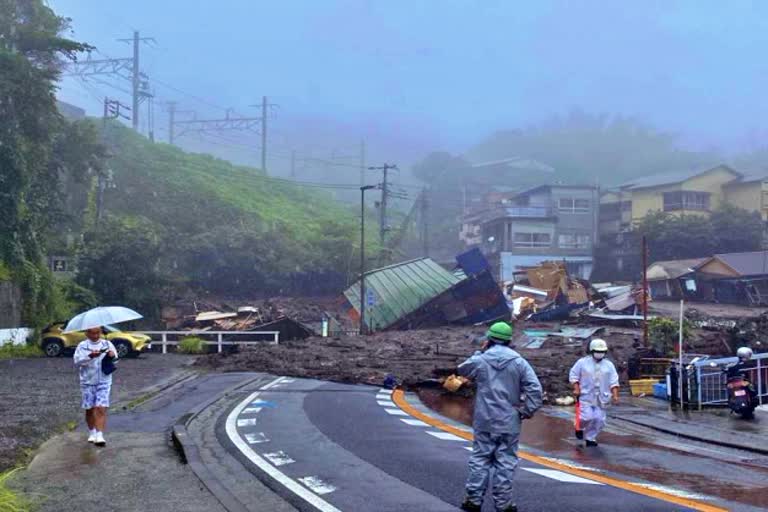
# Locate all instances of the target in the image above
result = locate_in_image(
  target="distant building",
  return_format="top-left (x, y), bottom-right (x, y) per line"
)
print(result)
top-left (477, 184), bottom-right (599, 281)
top-left (597, 165), bottom-right (768, 279)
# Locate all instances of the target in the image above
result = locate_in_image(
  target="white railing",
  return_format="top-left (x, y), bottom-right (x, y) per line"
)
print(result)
top-left (690, 353), bottom-right (768, 408)
top-left (142, 330), bottom-right (280, 354)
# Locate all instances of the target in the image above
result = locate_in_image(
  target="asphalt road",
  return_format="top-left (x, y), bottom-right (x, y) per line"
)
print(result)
top-left (219, 377), bottom-right (709, 512)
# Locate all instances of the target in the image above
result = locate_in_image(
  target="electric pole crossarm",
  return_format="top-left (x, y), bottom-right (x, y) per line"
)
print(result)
top-left (63, 58), bottom-right (133, 77)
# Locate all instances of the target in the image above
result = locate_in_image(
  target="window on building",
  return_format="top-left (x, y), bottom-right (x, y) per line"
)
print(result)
top-left (663, 191), bottom-right (710, 211)
top-left (559, 197), bottom-right (590, 213)
top-left (558, 234), bottom-right (592, 249)
top-left (514, 232), bottom-right (551, 248)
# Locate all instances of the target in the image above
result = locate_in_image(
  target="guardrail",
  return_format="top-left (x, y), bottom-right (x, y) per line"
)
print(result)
top-left (690, 353), bottom-right (768, 408)
top-left (142, 330), bottom-right (280, 354)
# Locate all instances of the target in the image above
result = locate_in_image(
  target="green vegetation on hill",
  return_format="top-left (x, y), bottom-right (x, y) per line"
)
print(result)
top-left (73, 123), bottom-right (369, 319)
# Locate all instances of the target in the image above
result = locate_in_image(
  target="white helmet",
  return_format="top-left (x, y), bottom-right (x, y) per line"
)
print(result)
top-left (589, 339), bottom-right (608, 352)
top-left (737, 347), bottom-right (753, 361)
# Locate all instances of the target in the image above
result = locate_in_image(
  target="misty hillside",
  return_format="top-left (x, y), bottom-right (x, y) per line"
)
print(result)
top-left (76, 123), bottom-right (365, 304)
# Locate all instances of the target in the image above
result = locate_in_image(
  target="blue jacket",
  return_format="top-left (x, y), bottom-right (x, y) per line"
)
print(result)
top-left (458, 344), bottom-right (543, 435)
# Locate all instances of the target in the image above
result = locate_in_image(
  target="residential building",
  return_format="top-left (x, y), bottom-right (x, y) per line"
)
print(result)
top-left (646, 251), bottom-right (768, 305)
top-left (477, 184), bottom-right (599, 281)
top-left (597, 165), bottom-right (768, 280)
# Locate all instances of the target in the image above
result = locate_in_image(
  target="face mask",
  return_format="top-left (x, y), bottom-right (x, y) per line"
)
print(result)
top-left (593, 352), bottom-right (606, 361)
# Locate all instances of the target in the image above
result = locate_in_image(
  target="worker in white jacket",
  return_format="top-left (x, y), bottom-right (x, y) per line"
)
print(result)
top-left (569, 339), bottom-right (619, 447)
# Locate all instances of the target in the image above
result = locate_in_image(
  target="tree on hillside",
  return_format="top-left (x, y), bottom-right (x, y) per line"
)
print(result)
top-left (710, 204), bottom-right (765, 254)
top-left (0, 0), bottom-right (97, 325)
top-left (466, 110), bottom-right (719, 186)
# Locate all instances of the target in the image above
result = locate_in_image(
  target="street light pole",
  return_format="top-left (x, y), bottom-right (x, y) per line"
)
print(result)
top-left (360, 185), bottom-right (376, 335)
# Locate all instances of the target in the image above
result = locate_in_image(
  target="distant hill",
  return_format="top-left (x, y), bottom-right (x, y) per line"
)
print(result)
top-left (73, 122), bottom-right (364, 300)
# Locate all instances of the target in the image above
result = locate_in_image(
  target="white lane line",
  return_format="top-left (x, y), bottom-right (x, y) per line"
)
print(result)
top-left (634, 483), bottom-right (710, 500)
top-left (242, 407), bottom-right (263, 414)
top-left (263, 451), bottom-right (296, 467)
top-left (464, 447), bottom-right (473, 451)
top-left (400, 419), bottom-right (429, 427)
top-left (377, 400), bottom-right (396, 407)
top-left (522, 468), bottom-right (603, 485)
top-left (245, 432), bottom-right (269, 444)
top-left (426, 431), bottom-right (466, 442)
top-left (237, 418), bottom-right (258, 427)
top-left (261, 377), bottom-right (288, 390)
top-left (281, 378), bottom-right (296, 383)
top-left (384, 408), bottom-right (408, 416)
top-left (298, 476), bottom-right (337, 495)
top-left (539, 457), bottom-right (603, 473)
top-left (226, 383), bottom-right (342, 512)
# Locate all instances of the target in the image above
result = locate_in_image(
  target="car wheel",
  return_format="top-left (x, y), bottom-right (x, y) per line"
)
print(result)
top-left (113, 339), bottom-right (132, 359)
top-left (42, 339), bottom-right (64, 357)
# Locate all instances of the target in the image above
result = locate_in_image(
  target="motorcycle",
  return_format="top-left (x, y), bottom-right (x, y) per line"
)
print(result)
top-left (722, 364), bottom-right (757, 419)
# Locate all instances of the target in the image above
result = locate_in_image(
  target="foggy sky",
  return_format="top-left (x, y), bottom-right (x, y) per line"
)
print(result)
top-left (52, 0), bottom-right (768, 174)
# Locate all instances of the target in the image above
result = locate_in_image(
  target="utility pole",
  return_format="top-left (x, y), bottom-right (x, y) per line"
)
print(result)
top-left (98, 97), bottom-right (130, 223)
top-left (360, 185), bottom-right (377, 335)
top-left (359, 139), bottom-right (366, 187)
top-left (261, 96), bottom-right (267, 172)
top-left (368, 163), bottom-right (398, 247)
top-left (116, 31), bottom-right (156, 132)
top-left (642, 234), bottom-right (649, 346)
top-left (167, 101), bottom-right (176, 145)
top-left (421, 188), bottom-right (430, 257)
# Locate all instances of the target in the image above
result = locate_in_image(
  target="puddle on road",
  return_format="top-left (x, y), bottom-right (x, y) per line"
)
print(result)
top-left (418, 388), bottom-right (768, 509)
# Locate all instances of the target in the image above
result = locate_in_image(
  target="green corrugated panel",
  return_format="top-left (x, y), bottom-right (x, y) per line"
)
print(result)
top-left (344, 258), bottom-right (461, 330)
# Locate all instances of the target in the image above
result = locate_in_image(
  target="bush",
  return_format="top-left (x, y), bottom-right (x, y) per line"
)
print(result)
top-left (649, 317), bottom-right (692, 357)
top-left (177, 336), bottom-right (207, 354)
top-left (0, 343), bottom-right (44, 360)
top-left (0, 468), bottom-right (29, 511)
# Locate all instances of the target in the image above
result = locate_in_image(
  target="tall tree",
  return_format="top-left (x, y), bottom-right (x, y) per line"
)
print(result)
top-left (0, 0), bottom-right (93, 324)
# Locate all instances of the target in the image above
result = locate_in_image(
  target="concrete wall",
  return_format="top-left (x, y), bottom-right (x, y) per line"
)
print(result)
top-left (0, 281), bottom-right (22, 329)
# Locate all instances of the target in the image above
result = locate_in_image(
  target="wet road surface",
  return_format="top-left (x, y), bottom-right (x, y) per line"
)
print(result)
top-left (220, 377), bottom-right (735, 511)
top-left (419, 388), bottom-right (768, 511)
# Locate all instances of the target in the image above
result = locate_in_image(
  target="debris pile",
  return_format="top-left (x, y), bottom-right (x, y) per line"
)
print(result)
top-left (342, 249), bottom-right (509, 332)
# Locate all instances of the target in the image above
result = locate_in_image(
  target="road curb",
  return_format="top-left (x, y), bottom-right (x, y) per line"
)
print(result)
top-left (171, 374), bottom-right (272, 512)
top-left (115, 368), bottom-right (199, 411)
top-left (611, 413), bottom-right (768, 456)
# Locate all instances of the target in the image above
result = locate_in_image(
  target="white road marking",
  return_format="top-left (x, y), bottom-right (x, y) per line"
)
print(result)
top-left (378, 388), bottom-right (392, 394)
top-left (376, 394), bottom-right (391, 401)
top-left (242, 407), bottom-right (263, 414)
top-left (263, 451), bottom-right (296, 467)
top-left (281, 378), bottom-right (296, 383)
top-left (261, 377), bottom-right (288, 390)
top-left (226, 382), bottom-right (342, 512)
top-left (251, 399), bottom-right (272, 407)
top-left (237, 418), bottom-right (258, 427)
top-left (523, 468), bottom-right (604, 485)
top-left (377, 400), bottom-right (396, 407)
top-left (384, 408), bottom-right (408, 416)
top-left (539, 457), bottom-right (603, 472)
top-left (245, 432), bottom-right (269, 444)
top-left (464, 447), bottom-right (473, 451)
top-left (634, 483), bottom-right (710, 500)
top-left (400, 419), bottom-right (429, 427)
top-left (298, 476), bottom-right (337, 495)
top-left (426, 431), bottom-right (466, 441)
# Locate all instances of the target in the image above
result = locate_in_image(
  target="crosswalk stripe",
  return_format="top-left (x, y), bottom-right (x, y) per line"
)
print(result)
top-left (384, 408), bottom-right (408, 416)
top-left (400, 418), bottom-right (429, 427)
top-left (426, 431), bottom-right (465, 442)
top-left (377, 400), bottom-right (396, 407)
top-left (523, 468), bottom-right (603, 485)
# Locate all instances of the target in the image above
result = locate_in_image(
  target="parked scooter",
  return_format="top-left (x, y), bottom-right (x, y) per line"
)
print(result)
top-left (717, 347), bottom-right (758, 419)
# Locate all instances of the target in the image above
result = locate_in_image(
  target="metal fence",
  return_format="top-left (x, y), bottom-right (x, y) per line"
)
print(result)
top-left (688, 353), bottom-right (768, 408)
top-left (142, 330), bottom-right (280, 354)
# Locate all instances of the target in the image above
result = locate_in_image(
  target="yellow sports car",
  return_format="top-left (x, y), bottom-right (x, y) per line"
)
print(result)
top-left (40, 322), bottom-right (151, 358)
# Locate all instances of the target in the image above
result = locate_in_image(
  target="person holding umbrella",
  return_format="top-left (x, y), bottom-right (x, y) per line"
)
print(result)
top-left (74, 327), bottom-right (117, 446)
top-left (68, 306), bottom-right (142, 447)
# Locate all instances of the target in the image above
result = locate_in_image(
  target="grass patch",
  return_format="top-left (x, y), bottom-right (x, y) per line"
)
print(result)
top-left (0, 344), bottom-right (43, 360)
top-left (177, 336), bottom-right (207, 355)
top-left (0, 469), bottom-right (29, 512)
top-left (0, 261), bottom-right (10, 282)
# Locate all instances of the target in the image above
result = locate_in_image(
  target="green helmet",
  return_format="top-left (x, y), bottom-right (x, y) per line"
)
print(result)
top-left (486, 322), bottom-right (513, 343)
